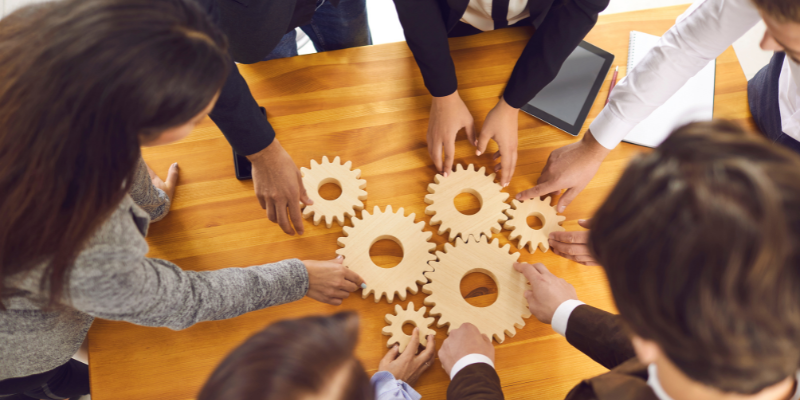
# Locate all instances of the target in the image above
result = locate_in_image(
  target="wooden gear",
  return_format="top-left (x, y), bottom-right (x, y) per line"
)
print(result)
top-left (422, 236), bottom-right (531, 343)
top-left (503, 197), bottom-right (566, 253)
top-left (336, 205), bottom-right (436, 303)
top-left (301, 156), bottom-right (367, 228)
top-left (424, 164), bottom-right (510, 242)
top-left (382, 301), bottom-right (436, 353)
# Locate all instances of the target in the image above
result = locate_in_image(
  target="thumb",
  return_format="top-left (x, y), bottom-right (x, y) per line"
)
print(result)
top-left (165, 162), bottom-right (180, 188)
top-left (475, 130), bottom-right (492, 156)
top-left (331, 254), bottom-right (344, 264)
top-left (578, 218), bottom-right (592, 229)
top-left (556, 186), bottom-right (584, 213)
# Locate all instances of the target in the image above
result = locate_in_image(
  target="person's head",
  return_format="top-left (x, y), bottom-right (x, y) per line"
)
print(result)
top-left (0, 0), bottom-right (229, 307)
top-left (753, 0), bottom-right (800, 62)
top-left (590, 120), bottom-right (800, 395)
top-left (198, 312), bottom-right (374, 400)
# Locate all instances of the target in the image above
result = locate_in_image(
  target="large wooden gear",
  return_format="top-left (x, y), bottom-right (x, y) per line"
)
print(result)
top-left (424, 164), bottom-right (510, 242)
top-left (382, 301), bottom-right (436, 353)
top-left (422, 236), bottom-right (531, 343)
top-left (503, 197), bottom-right (566, 253)
top-left (301, 156), bottom-right (367, 228)
top-left (336, 205), bottom-right (436, 303)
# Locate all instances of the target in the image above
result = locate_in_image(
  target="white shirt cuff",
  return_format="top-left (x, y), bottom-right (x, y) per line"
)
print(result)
top-left (588, 106), bottom-right (638, 150)
top-left (551, 299), bottom-right (586, 337)
top-left (449, 353), bottom-right (495, 380)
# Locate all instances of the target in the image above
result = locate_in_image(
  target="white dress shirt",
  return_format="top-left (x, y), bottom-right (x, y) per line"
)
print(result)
top-left (461, 0), bottom-right (530, 32)
top-left (591, 0), bottom-right (800, 149)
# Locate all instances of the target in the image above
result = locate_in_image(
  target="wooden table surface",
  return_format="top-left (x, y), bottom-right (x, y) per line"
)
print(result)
top-left (87, 4), bottom-right (754, 399)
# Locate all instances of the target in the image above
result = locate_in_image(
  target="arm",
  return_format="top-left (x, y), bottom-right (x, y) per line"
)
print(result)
top-left (502, 0), bottom-right (610, 108)
top-left (562, 305), bottom-right (635, 371)
top-left (130, 157), bottom-right (172, 222)
top-left (374, 328), bottom-right (435, 400)
top-left (439, 324), bottom-right (503, 400)
top-left (448, 363), bottom-right (504, 400)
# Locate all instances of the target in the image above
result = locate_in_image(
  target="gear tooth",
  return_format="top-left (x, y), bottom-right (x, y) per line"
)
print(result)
top-left (333, 156), bottom-right (343, 165)
top-left (467, 164), bottom-right (475, 171)
top-left (386, 204), bottom-right (393, 214)
top-left (372, 205), bottom-right (381, 214)
top-left (300, 167), bottom-right (309, 176)
top-left (310, 159), bottom-right (320, 167)
top-left (395, 304), bottom-right (403, 314)
top-left (456, 164), bottom-right (465, 172)
top-left (500, 192), bottom-right (510, 202)
top-left (487, 171), bottom-right (497, 181)
top-left (357, 189), bottom-right (368, 200)
top-left (423, 194), bottom-right (435, 205)
top-left (477, 166), bottom-right (486, 174)
top-left (343, 160), bottom-right (352, 169)
top-left (321, 155), bottom-right (331, 164)
top-left (407, 301), bottom-right (415, 310)
top-left (511, 199), bottom-right (521, 208)
top-left (433, 174), bottom-right (443, 185)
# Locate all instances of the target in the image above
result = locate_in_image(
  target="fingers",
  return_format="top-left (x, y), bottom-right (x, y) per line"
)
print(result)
top-left (165, 162), bottom-right (180, 189)
top-left (515, 181), bottom-right (559, 201)
top-left (343, 268), bottom-right (366, 289)
top-left (146, 164), bottom-right (157, 180)
top-left (465, 122), bottom-right (476, 147)
top-left (514, 262), bottom-right (540, 284)
top-left (442, 139), bottom-right (456, 178)
top-left (402, 327), bottom-right (421, 357)
top-left (549, 230), bottom-right (589, 245)
top-left (297, 173), bottom-right (314, 206)
top-left (548, 239), bottom-right (591, 256)
top-left (274, 203), bottom-right (296, 235)
top-left (287, 200), bottom-right (305, 235)
top-left (417, 334), bottom-right (436, 369)
top-left (499, 148), bottom-right (516, 187)
top-left (475, 131), bottom-right (492, 156)
top-left (577, 218), bottom-right (592, 229)
top-left (556, 186), bottom-right (583, 213)
top-left (531, 263), bottom-right (551, 276)
top-left (382, 344), bottom-right (400, 364)
top-left (430, 138), bottom-right (444, 175)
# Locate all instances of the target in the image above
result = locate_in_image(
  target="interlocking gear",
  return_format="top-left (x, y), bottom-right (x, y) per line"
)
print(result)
top-left (382, 301), bottom-right (436, 353)
top-left (424, 164), bottom-right (510, 242)
top-left (337, 205), bottom-right (436, 303)
top-left (504, 197), bottom-right (566, 253)
top-left (423, 236), bottom-right (531, 343)
top-left (301, 156), bottom-right (367, 228)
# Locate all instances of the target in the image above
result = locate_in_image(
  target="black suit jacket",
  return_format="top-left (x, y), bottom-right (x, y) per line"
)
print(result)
top-left (393, 0), bottom-right (609, 108)
top-left (447, 305), bottom-right (658, 400)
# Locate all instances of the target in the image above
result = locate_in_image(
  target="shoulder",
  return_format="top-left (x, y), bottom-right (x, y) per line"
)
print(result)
top-left (567, 359), bottom-right (657, 400)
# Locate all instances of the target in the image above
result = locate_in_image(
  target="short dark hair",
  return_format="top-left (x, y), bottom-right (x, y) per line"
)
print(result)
top-left (752, 0), bottom-right (800, 23)
top-left (198, 312), bottom-right (374, 400)
top-left (590, 120), bottom-right (800, 394)
top-left (0, 0), bottom-right (229, 308)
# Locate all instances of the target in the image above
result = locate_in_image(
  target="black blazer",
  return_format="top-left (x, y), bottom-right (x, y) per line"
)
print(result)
top-left (216, 0), bottom-right (298, 64)
top-left (393, 0), bottom-right (610, 108)
top-left (447, 305), bottom-right (657, 400)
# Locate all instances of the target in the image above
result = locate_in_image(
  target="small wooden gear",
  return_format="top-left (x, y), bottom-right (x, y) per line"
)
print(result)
top-left (503, 197), bottom-right (566, 253)
top-left (422, 236), bottom-right (531, 343)
top-left (301, 156), bottom-right (367, 228)
top-left (336, 205), bottom-right (436, 303)
top-left (382, 301), bottom-right (436, 353)
top-left (424, 164), bottom-right (510, 242)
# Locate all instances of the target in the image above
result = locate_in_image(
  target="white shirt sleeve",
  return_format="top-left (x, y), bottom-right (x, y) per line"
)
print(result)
top-left (590, 0), bottom-right (761, 149)
top-left (449, 354), bottom-right (496, 380)
top-left (551, 299), bottom-right (586, 337)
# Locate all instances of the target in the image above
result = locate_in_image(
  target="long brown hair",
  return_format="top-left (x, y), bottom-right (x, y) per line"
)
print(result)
top-left (590, 121), bottom-right (800, 393)
top-left (198, 312), bottom-right (374, 400)
top-left (0, 0), bottom-right (230, 307)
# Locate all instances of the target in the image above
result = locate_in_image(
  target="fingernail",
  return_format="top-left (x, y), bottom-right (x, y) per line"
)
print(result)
top-left (336, 255), bottom-right (343, 260)
top-left (360, 283), bottom-right (367, 289)
top-left (476, 150), bottom-right (482, 156)
top-left (173, 162), bottom-right (178, 167)
top-left (549, 233), bottom-right (555, 239)
top-left (414, 327), bottom-right (419, 333)
top-left (503, 183), bottom-right (508, 188)
top-left (444, 172), bottom-right (448, 178)
top-left (558, 206), bottom-right (565, 213)
top-left (578, 219), bottom-right (586, 223)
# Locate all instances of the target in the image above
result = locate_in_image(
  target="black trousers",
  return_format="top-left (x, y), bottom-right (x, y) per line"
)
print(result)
top-left (0, 360), bottom-right (89, 400)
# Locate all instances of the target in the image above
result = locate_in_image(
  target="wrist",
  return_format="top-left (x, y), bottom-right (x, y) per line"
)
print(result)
top-left (246, 138), bottom-right (282, 163)
top-left (495, 96), bottom-right (519, 114)
top-left (581, 130), bottom-right (612, 158)
top-left (432, 90), bottom-right (461, 104)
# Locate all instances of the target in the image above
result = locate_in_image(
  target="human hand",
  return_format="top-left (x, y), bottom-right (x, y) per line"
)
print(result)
top-left (549, 219), bottom-right (599, 266)
top-left (438, 323), bottom-right (495, 377)
top-left (147, 162), bottom-right (180, 201)
top-left (303, 256), bottom-right (365, 306)
top-left (248, 139), bottom-right (313, 235)
top-left (475, 97), bottom-right (518, 187)
top-left (515, 130), bottom-right (611, 213)
top-left (514, 263), bottom-right (577, 324)
top-left (378, 327), bottom-right (436, 386)
top-left (428, 91), bottom-right (475, 177)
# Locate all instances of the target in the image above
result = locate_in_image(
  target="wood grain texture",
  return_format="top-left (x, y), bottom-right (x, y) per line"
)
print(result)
top-left (87, 5), bottom-right (753, 400)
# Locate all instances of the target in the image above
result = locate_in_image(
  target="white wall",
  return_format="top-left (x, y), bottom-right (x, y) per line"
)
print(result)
top-left (3, 0), bottom-right (49, 18)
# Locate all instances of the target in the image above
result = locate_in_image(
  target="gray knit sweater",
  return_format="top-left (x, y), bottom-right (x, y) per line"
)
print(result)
top-left (0, 158), bottom-right (309, 380)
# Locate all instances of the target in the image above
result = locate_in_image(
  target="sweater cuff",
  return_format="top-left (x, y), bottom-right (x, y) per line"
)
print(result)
top-left (551, 299), bottom-right (586, 337)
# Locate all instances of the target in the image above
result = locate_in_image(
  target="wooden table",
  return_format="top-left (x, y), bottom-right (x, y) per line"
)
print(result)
top-left (87, 4), bottom-right (753, 399)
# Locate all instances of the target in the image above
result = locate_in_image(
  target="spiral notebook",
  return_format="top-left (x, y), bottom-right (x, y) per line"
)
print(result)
top-left (622, 31), bottom-right (716, 148)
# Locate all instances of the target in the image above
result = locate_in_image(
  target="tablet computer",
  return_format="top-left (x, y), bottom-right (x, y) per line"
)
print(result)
top-left (520, 41), bottom-right (614, 136)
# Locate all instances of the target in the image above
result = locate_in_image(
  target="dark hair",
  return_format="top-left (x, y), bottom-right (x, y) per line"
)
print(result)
top-left (0, 0), bottom-right (229, 307)
top-left (752, 0), bottom-right (800, 23)
top-left (590, 120), bottom-right (800, 394)
top-left (198, 312), bottom-right (374, 400)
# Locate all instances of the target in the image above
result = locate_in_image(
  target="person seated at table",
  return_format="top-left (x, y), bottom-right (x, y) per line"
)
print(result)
top-left (0, 1), bottom-right (364, 399)
top-left (197, 312), bottom-right (435, 400)
top-left (520, 0), bottom-right (800, 215)
top-left (437, 120), bottom-right (800, 400)
top-left (196, 0), bottom-right (372, 237)
top-left (391, 0), bottom-right (609, 187)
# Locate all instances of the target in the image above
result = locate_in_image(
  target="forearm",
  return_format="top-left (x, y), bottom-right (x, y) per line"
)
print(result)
top-left (503, 0), bottom-right (609, 108)
top-left (560, 304), bottom-right (635, 370)
top-left (129, 157), bottom-right (171, 222)
top-left (392, 0), bottom-right (458, 97)
top-left (372, 371), bottom-right (422, 400)
top-left (447, 363), bottom-right (504, 400)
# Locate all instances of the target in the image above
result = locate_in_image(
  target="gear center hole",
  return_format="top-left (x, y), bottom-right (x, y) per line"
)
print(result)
top-left (402, 322), bottom-right (417, 336)
top-left (460, 270), bottom-right (498, 307)
top-left (318, 178), bottom-right (342, 201)
top-left (370, 237), bottom-right (404, 269)
top-left (527, 212), bottom-right (545, 230)
top-left (454, 189), bottom-right (483, 216)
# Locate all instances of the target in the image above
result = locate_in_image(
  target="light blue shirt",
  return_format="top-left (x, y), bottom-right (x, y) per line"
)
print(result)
top-left (371, 371), bottom-right (422, 400)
